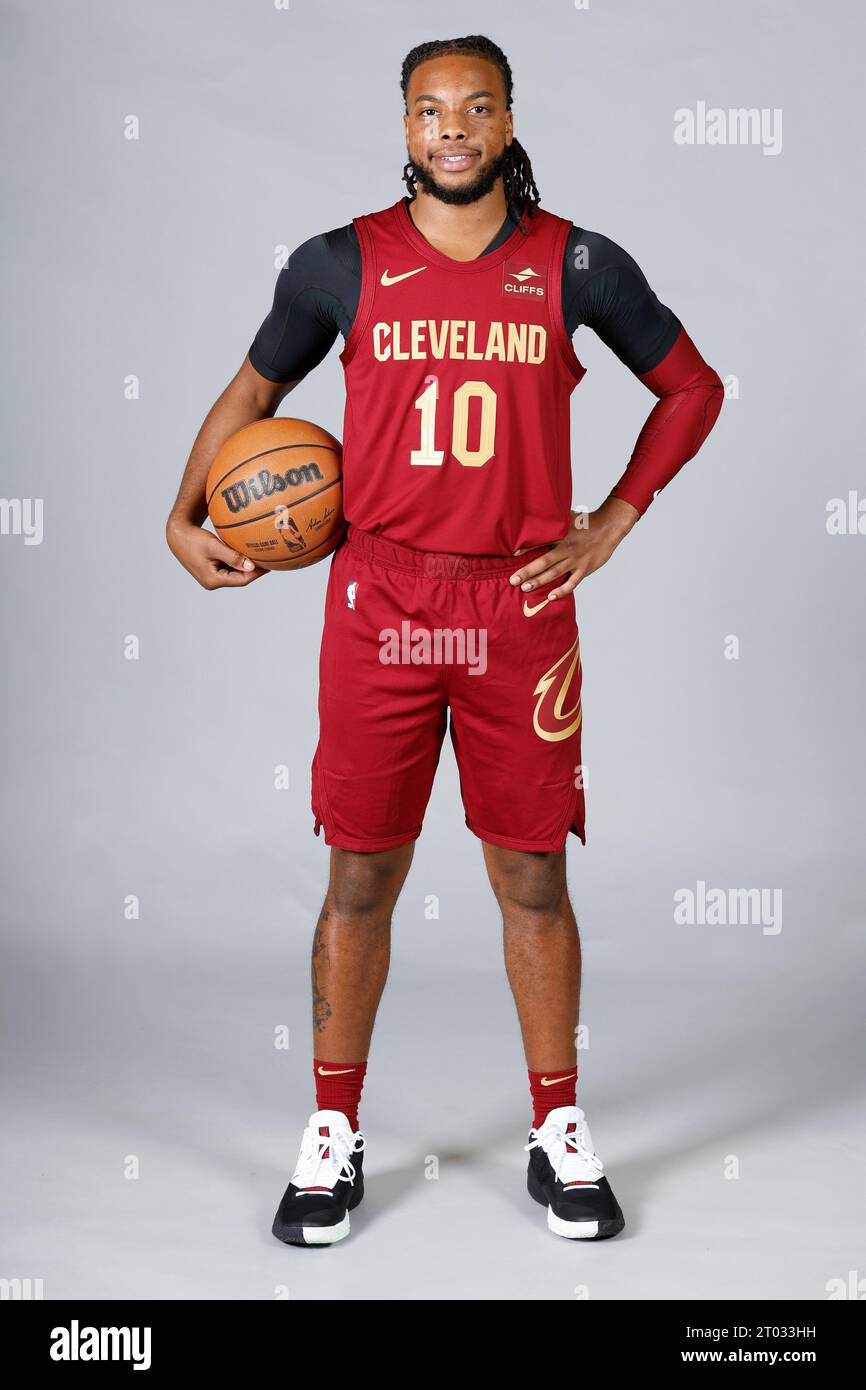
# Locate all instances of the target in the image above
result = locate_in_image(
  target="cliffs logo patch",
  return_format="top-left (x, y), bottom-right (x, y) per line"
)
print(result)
top-left (532, 638), bottom-right (582, 742)
top-left (503, 263), bottom-right (544, 299)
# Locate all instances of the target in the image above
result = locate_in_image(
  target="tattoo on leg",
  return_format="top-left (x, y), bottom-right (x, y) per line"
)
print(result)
top-left (312, 980), bottom-right (332, 1033)
top-left (312, 910), bottom-right (330, 960)
top-left (312, 908), bottom-right (332, 1034)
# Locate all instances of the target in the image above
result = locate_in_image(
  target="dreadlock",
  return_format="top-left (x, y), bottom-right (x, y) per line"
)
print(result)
top-left (400, 34), bottom-right (541, 234)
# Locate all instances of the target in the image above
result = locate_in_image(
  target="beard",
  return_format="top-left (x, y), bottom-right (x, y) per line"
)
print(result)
top-left (410, 149), bottom-right (508, 206)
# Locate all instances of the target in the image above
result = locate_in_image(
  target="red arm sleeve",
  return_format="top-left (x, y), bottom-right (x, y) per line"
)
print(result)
top-left (608, 327), bottom-right (724, 515)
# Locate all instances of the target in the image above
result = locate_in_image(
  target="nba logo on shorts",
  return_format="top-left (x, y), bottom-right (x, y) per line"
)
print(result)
top-left (346, 581), bottom-right (358, 610)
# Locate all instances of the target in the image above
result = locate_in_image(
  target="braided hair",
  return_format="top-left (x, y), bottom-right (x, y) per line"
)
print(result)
top-left (400, 34), bottom-right (541, 234)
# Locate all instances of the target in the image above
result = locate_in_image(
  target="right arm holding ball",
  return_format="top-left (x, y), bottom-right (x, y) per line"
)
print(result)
top-left (166, 358), bottom-right (293, 589)
top-left (167, 232), bottom-right (345, 588)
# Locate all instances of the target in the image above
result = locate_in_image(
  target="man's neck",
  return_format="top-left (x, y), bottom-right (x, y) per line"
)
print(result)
top-left (406, 183), bottom-right (512, 261)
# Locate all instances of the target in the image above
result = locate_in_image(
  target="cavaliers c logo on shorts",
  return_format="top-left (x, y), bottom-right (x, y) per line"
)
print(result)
top-left (532, 638), bottom-right (583, 743)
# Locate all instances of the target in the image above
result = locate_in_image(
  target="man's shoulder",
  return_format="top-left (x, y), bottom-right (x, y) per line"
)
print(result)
top-left (283, 221), bottom-right (361, 281)
top-left (562, 223), bottom-right (643, 274)
top-left (530, 210), bottom-right (639, 274)
top-left (283, 199), bottom-right (404, 284)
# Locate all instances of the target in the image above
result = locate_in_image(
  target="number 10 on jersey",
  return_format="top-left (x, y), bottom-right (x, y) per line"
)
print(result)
top-left (410, 377), bottom-right (497, 469)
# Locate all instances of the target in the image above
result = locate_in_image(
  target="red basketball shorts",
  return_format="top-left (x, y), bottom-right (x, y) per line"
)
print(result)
top-left (311, 525), bottom-right (586, 854)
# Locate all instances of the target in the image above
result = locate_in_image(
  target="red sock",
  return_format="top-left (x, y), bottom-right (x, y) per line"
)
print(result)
top-left (528, 1065), bottom-right (578, 1129)
top-left (313, 1058), bottom-right (367, 1132)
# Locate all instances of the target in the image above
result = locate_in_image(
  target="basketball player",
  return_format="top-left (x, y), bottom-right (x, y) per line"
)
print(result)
top-left (167, 35), bottom-right (723, 1245)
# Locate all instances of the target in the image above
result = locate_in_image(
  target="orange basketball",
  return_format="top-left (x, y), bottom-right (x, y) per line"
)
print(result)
top-left (206, 417), bottom-right (345, 570)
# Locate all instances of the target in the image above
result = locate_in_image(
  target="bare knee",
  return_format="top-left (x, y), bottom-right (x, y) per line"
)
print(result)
top-left (328, 844), bottom-right (414, 919)
top-left (484, 845), bottom-right (568, 916)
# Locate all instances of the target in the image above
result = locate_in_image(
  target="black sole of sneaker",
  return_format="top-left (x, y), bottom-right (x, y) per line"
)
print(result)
top-left (271, 1217), bottom-right (348, 1247)
top-left (271, 1182), bottom-right (364, 1248)
top-left (527, 1170), bottom-right (625, 1240)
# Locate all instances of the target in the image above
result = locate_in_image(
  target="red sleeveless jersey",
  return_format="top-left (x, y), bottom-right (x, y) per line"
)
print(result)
top-left (338, 198), bottom-right (586, 555)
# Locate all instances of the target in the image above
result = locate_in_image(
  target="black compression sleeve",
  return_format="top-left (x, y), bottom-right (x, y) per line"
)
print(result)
top-left (247, 227), bottom-right (361, 384)
top-left (563, 228), bottom-right (681, 374)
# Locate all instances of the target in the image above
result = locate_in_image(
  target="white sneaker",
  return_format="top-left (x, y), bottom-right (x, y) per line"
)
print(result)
top-left (525, 1105), bottom-right (625, 1240)
top-left (271, 1110), bottom-right (365, 1246)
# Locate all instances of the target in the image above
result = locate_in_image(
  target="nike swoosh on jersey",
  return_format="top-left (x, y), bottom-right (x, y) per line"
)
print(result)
top-left (380, 266), bottom-right (427, 286)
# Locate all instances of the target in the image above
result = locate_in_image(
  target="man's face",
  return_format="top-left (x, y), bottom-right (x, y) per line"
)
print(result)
top-left (403, 55), bottom-right (513, 205)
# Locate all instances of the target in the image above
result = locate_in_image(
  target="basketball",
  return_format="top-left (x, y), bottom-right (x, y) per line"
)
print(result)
top-left (206, 417), bottom-right (345, 570)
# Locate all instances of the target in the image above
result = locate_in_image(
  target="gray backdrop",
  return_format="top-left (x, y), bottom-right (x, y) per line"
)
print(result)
top-left (2, 0), bottom-right (863, 1301)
